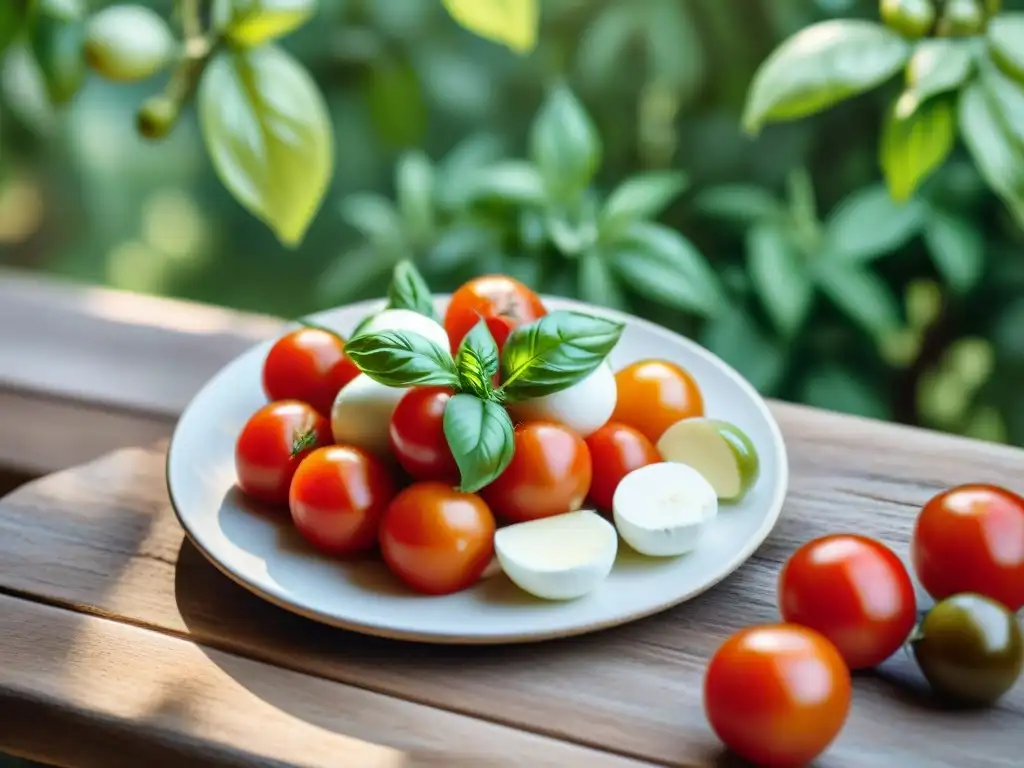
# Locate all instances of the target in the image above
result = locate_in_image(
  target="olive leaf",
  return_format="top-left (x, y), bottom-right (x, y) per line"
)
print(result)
top-left (442, 0), bottom-right (538, 54)
top-left (455, 319), bottom-right (499, 399)
top-left (898, 38), bottom-right (973, 119)
top-left (344, 329), bottom-right (460, 388)
top-left (530, 85), bottom-right (602, 201)
top-left (385, 260), bottom-right (439, 322)
top-left (823, 184), bottom-right (925, 264)
top-left (746, 225), bottom-right (812, 338)
top-left (442, 394), bottom-right (515, 493)
top-left (198, 45), bottom-right (334, 248)
top-left (958, 81), bottom-right (1024, 229)
top-left (500, 310), bottom-right (624, 401)
top-left (743, 20), bottom-right (910, 135)
top-left (213, 0), bottom-right (317, 47)
top-left (987, 13), bottom-right (1024, 84)
top-left (880, 94), bottom-right (956, 203)
top-left (28, 0), bottom-right (87, 105)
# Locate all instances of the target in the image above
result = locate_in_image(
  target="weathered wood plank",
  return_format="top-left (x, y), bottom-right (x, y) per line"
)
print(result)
top-left (0, 425), bottom-right (1020, 766)
top-left (0, 592), bottom-right (646, 768)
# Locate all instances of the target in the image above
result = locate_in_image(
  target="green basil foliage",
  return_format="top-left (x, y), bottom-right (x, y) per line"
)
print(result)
top-left (500, 310), bottom-right (624, 401)
top-left (455, 319), bottom-right (500, 400)
top-left (344, 330), bottom-right (460, 388)
top-left (442, 393), bottom-right (515, 493)
top-left (386, 260), bottom-right (441, 322)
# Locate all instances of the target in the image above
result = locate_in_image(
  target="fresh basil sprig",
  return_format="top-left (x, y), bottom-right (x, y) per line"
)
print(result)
top-left (386, 259), bottom-right (440, 322)
top-left (455, 319), bottom-right (500, 400)
top-left (344, 330), bottom-right (459, 388)
top-left (443, 393), bottom-right (515, 493)
top-left (499, 310), bottom-right (624, 401)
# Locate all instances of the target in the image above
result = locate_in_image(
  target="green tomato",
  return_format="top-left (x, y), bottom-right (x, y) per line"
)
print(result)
top-left (912, 593), bottom-right (1023, 706)
top-left (655, 418), bottom-right (761, 503)
top-left (880, 0), bottom-right (937, 38)
top-left (136, 95), bottom-right (179, 141)
top-left (85, 4), bottom-right (176, 83)
top-left (28, 0), bottom-right (87, 104)
top-left (938, 0), bottom-right (986, 35)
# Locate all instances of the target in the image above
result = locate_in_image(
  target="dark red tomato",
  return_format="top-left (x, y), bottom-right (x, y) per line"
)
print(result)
top-left (389, 387), bottom-right (459, 484)
top-left (262, 328), bottom-right (360, 417)
top-left (235, 400), bottom-right (331, 506)
top-left (481, 421), bottom-right (592, 523)
top-left (704, 624), bottom-right (851, 768)
top-left (584, 422), bottom-right (661, 510)
top-left (612, 359), bottom-right (704, 443)
top-left (778, 534), bottom-right (917, 670)
top-left (444, 275), bottom-right (547, 355)
top-left (912, 483), bottom-right (1024, 612)
top-left (289, 445), bottom-right (396, 556)
top-left (379, 482), bottom-right (496, 595)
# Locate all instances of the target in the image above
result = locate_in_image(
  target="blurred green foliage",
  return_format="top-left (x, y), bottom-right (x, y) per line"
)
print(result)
top-left (2, 0), bottom-right (1024, 447)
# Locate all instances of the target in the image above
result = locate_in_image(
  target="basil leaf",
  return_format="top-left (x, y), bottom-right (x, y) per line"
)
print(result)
top-left (396, 149), bottom-right (436, 245)
top-left (500, 310), bottom-right (624, 401)
top-left (743, 20), bottom-right (909, 135)
top-left (599, 171), bottom-right (689, 240)
top-left (455, 319), bottom-right (499, 399)
top-left (746, 225), bottom-right (812, 338)
top-left (814, 262), bottom-right (901, 340)
top-left (981, 57), bottom-right (1024, 152)
top-left (901, 38), bottom-right (973, 117)
top-left (923, 206), bottom-right (984, 294)
top-left (344, 330), bottom-right (458, 388)
top-left (386, 260), bottom-right (440, 322)
top-left (443, 394), bottom-right (515, 493)
top-left (29, 0), bottom-right (87, 105)
top-left (578, 250), bottom-right (627, 310)
top-left (470, 161), bottom-right (547, 206)
top-left (880, 94), bottom-right (956, 204)
top-left (823, 184), bottom-right (925, 264)
top-left (694, 185), bottom-right (785, 225)
top-left (987, 13), bottom-right (1024, 84)
top-left (530, 84), bottom-right (601, 201)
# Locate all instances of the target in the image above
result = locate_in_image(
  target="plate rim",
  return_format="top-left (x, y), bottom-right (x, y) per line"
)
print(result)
top-left (166, 294), bottom-right (789, 644)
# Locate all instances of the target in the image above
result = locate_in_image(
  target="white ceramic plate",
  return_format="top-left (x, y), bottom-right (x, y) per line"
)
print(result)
top-left (167, 296), bottom-right (788, 644)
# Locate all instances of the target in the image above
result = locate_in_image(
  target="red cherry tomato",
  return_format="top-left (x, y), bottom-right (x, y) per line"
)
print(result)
top-left (262, 328), bottom-right (360, 417)
top-left (235, 400), bottom-right (331, 506)
top-left (704, 624), bottom-right (851, 768)
top-left (584, 422), bottom-right (661, 510)
top-left (611, 359), bottom-right (704, 443)
top-left (778, 534), bottom-right (917, 670)
top-left (912, 483), bottom-right (1024, 612)
top-left (444, 275), bottom-right (547, 355)
top-left (288, 445), bottom-right (396, 556)
top-left (388, 387), bottom-right (459, 484)
top-left (379, 482), bottom-right (496, 595)
top-left (480, 421), bottom-right (592, 523)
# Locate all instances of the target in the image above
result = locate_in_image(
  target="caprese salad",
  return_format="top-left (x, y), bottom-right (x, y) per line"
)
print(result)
top-left (233, 260), bottom-right (761, 600)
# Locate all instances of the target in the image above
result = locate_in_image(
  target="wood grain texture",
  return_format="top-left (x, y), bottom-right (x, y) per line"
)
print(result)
top-left (0, 593), bottom-right (644, 768)
top-left (0, 420), bottom-right (1021, 767)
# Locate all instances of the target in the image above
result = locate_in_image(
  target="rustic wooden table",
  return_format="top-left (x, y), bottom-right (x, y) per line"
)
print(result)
top-left (0, 270), bottom-right (1020, 767)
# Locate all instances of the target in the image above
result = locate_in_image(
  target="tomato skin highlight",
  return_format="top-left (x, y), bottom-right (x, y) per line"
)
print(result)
top-left (912, 483), bottom-right (1024, 612)
top-left (235, 400), bottom-right (332, 506)
top-left (388, 387), bottom-right (460, 484)
top-left (262, 328), bottom-right (360, 417)
top-left (288, 445), bottom-right (397, 556)
top-left (779, 534), bottom-right (917, 670)
top-left (444, 275), bottom-right (547, 355)
top-left (584, 422), bottom-right (661, 510)
top-left (611, 359), bottom-right (704, 443)
top-left (481, 421), bottom-right (592, 523)
top-left (704, 624), bottom-right (851, 768)
top-left (379, 482), bottom-right (496, 595)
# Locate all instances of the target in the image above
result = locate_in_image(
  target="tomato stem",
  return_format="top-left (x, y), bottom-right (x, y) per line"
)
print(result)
top-left (290, 428), bottom-right (319, 458)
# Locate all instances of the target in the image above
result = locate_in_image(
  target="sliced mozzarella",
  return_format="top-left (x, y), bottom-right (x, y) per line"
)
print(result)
top-left (353, 308), bottom-right (449, 351)
top-left (494, 509), bottom-right (617, 600)
top-left (656, 418), bottom-right (760, 502)
top-left (612, 462), bottom-right (718, 557)
top-left (507, 360), bottom-right (616, 438)
top-left (331, 374), bottom-right (405, 458)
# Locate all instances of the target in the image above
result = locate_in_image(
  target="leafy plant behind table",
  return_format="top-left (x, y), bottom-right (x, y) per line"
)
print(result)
top-left (3, 0), bottom-right (1024, 446)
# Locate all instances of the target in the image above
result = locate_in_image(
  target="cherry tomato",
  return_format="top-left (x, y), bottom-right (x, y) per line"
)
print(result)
top-left (388, 386), bottom-right (459, 484)
top-left (912, 483), bottom-right (1024, 612)
top-left (235, 400), bottom-right (331, 506)
top-left (379, 482), bottom-right (496, 595)
top-left (778, 534), bottom-right (917, 670)
top-left (584, 422), bottom-right (661, 510)
top-left (289, 445), bottom-right (396, 556)
top-left (704, 624), bottom-right (851, 768)
top-left (481, 421), bottom-right (592, 523)
top-left (611, 360), bottom-right (704, 443)
top-left (262, 328), bottom-right (360, 417)
top-left (444, 275), bottom-right (547, 355)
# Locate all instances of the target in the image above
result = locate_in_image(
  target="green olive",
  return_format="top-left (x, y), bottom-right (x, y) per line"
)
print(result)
top-left (85, 4), bottom-right (176, 83)
top-left (136, 95), bottom-right (179, 141)
top-left (880, 0), bottom-right (937, 38)
top-left (937, 0), bottom-right (986, 35)
top-left (912, 593), bottom-right (1023, 706)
